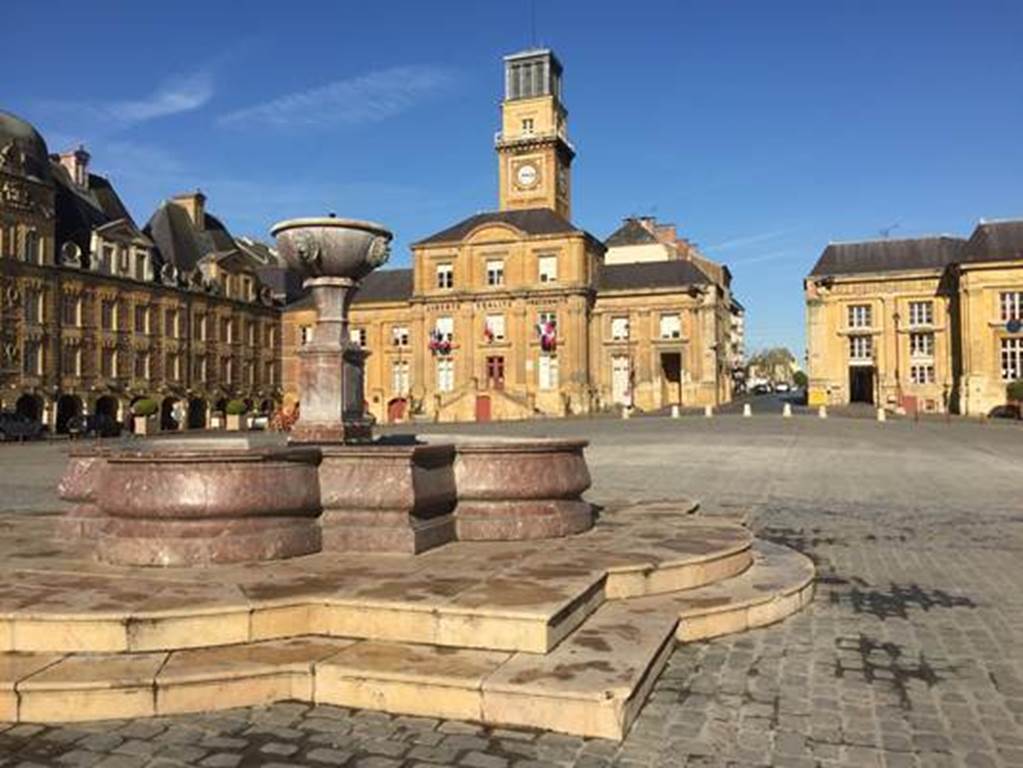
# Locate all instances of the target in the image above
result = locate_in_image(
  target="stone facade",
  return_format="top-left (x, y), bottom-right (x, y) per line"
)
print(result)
top-left (282, 49), bottom-right (739, 424)
top-left (0, 113), bottom-right (282, 433)
top-left (805, 222), bottom-right (1023, 415)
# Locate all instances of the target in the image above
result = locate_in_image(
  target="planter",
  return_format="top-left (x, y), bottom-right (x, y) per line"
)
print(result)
top-left (445, 437), bottom-right (593, 541)
top-left (226, 413), bottom-right (247, 431)
top-left (134, 415), bottom-right (158, 436)
top-left (95, 443), bottom-right (323, 566)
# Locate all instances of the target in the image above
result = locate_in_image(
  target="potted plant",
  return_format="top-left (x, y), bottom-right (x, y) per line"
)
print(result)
top-left (225, 399), bottom-right (250, 431)
top-left (131, 398), bottom-right (159, 436)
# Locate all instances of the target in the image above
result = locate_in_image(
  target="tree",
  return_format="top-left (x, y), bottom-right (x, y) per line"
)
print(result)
top-left (747, 347), bottom-right (797, 381)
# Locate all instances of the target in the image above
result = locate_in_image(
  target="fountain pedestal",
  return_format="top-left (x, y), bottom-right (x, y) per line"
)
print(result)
top-left (290, 277), bottom-right (372, 444)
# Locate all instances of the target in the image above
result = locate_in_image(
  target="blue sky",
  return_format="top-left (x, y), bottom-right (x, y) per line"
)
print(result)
top-left (6, 0), bottom-right (1022, 356)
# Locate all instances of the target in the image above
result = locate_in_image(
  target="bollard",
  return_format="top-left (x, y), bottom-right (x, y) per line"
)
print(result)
top-left (818, 405), bottom-right (828, 419)
top-left (743, 403), bottom-right (752, 418)
top-left (671, 404), bottom-right (680, 419)
top-left (783, 403), bottom-right (792, 418)
top-left (877, 407), bottom-right (886, 422)
top-left (704, 404), bottom-right (714, 418)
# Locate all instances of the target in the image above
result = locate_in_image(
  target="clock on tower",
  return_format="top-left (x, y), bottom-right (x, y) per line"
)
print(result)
top-left (495, 49), bottom-right (574, 220)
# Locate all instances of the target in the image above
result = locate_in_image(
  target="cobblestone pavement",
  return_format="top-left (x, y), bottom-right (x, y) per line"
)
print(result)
top-left (1, 416), bottom-right (1021, 766)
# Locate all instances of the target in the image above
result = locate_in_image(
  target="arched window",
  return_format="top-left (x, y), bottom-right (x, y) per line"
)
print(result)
top-left (23, 230), bottom-right (40, 264)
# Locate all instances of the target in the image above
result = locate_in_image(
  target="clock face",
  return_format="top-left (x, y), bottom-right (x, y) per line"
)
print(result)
top-left (516, 163), bottom-right (539, 189)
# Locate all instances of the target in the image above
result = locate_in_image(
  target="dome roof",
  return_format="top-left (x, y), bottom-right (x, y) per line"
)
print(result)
top-left (0, 111), bottom-right (52, 183)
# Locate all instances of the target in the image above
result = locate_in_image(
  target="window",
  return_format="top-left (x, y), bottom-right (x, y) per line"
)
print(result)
top-left (485, 314), bottom-right (505, 341)
top-left (101, 300), bottom-right (116, 330)
top-left (247, 322), bottom-right (256, 346)
top-left (100, 245), bottom-right (114, 274)
top-left (22, 341), bottom-right (41, 376)
top-left (908, 301), bottom-right (933, 327)
top-left (436, 357), bottom-right (455, 392)
top-left (164, 309), bottom-right (179, 338)
top-left (194, 314), bottom-right (207, 341)
top-left (265, 360), bottom-right (278, 386)
top-left (611, 316), bottom-right (629, 341)
top-left (538, 254), bottom-right (558, 283)
top-left (435, 316), bottom-right (454, 342)
top-left (539, 354), bottom-right (559, 390)
top-left (849, 335), bottom-right (873, 362)
top-left (134, 306), bottom-right (150, 334)
top-left (1001, 292), bottom-right (1023, 322)
top-left (194, 356), bottom-right (207, 382)
top-left (300, 325), bottom-right (314, 346)
top-left (101, 348), bottom-right (117, 378)
top-left (165, 353), bottom-right (180, 381)
top-left (62, 294), bottom-right (81, 326)
top-left (486, 356), bottom-right (505, 389)
top-left (909, 332), bottom-right (934, 359)
top-left (118, 247), bottom-right (130, 275)
top-left (221, 317), bottom-right (232, 343)
top-left (848, 304), bottom-right (872, 329)
top-left (267, 326), bottom-right (278, 347)
top-left (23, 230), bottom-right (40, 264)
top-left (245, 361), bottom-right (254, 386)
top-left (538, 311), bottom-right (557, 330)
top-left (436, 263), bottom-right (454, 289)
top-left (134, 352), bottom-right (150, 380)
top-left (392, 360), bottom-right (410, 395)
top-left (521, 118), bottom-right (535, 135)
top-left (350, 327), bottom-right (367, 347)
top-left (223, 357), bottom-right (234, 385)
top-left (486, 259), bottom-right (505, 286)
top-left (392, 326), bottom-right (409, 347)
top-left (910, 364), bottom-right (935, 385)
top-left (134, 252), bottom-right (148, 281)
top-left (1002, 337), bottom-right (1023, 381)
top-left (24, 289), bottom-right (41, 324)
top-left (2, 223), bottom-right (17, 257)
top-left (660, 314), bottom-right (682, 340)
top-left (63, 346), bottom-right (82, 376)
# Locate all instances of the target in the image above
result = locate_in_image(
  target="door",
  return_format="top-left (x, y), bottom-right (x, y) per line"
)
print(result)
top-left (849, 366), bottom-right (875, 404)
top-left (612, 355), bottom-right (631, 406)
top-left (661, 353), bottom-right (682, 406)
top-left (475, 394), bottom-right (491, 422)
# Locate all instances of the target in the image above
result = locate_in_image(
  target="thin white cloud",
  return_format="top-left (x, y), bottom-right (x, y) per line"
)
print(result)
top-left (217, 65), bottom-right (455, 130)
top-left (705, 228), bottom-right (795, 252)
top-left (38, 70), bottom-right (214, 128)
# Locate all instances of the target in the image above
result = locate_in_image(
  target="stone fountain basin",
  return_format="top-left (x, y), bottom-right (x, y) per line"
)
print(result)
top-left (420, 435), bottom-right (594, 540)
top-left (93, 437), bottom-right (322, 567)
top-left (271, 217), bottom-right (391, 281)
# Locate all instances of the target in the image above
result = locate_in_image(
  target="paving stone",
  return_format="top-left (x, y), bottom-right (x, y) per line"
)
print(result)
top-left (197, 755), bottom-right (242, 768)
top-left (306, 747), bottom-right (354, 765)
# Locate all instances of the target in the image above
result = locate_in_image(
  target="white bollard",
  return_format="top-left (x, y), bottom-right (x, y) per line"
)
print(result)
top-left (704, 404), bottom-right (714, 418)
top-left (671, 404), bottom-right (680, 419)
top-left (818, 405), bottom-right (828, 419)
top-left (783, 403), bottom-right (792, 418)
top-left (743, 403), bottom-right (752, 418)
top-left (877, 407), bottom-right (886, 422)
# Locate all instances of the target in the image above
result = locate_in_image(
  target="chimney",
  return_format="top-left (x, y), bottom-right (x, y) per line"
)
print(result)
top-left (171, 190), bottom-right (207, 228)
top-left (58, 145), bottom-right (91, 188)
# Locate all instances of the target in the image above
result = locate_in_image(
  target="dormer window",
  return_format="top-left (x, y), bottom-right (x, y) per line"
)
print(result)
top-left (486, 259), bottom-right (505, 286)
top-left (436, 263), bottom-right (454, 290)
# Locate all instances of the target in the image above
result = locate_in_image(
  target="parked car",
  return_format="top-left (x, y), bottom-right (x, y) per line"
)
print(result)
top-left (0, 412), bottom-right (43, 442)
top-left (752, 383), bottom-right (772, 395)
top-left (988, 404), bottom-right (1021, 420)
top-left (67, 414), bottom-right (122, 438)
top-left (774, 382), bottom-right (791, 393)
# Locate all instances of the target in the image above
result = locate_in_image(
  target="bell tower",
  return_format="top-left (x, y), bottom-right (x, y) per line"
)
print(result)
top-left (496, 49), bottom-right (574, 220)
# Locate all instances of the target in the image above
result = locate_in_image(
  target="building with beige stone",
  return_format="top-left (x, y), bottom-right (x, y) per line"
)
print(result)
top-left (283, 49), bottom-right (740, 423)
top-left (0, 111), bottom-right (283, 433)
top-left (805, 220), bottom-right (1023, 415)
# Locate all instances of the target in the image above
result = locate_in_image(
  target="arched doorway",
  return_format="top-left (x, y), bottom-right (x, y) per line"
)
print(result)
top-left (94, 395), bottom-right (120, 436)
top-left (56, 394), bottom-right (83, 434)
top-left (15, 394), bottom-right (42, 422)
top-left (161, 397), bottom-right (180, 431)
top-left (387, 397), bottom-right (407, 423)
top-left (259, 398), bottom-right (274, 416)
top-left (187, 398), bottom-right (207, 429)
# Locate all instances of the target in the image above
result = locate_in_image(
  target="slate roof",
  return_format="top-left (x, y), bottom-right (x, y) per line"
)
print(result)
top-left (51, 163), bottom-right (144, 258)
top-left (604, 218), bottom-right (659, 247)
top-left (144, 203), bottom-right (240, 273)
top-left (961, 219), bottom-right (1023, 265)
top-left (287, 268), bottom-right (414, 310)
top-left (808, 236), bottom-right (966, 277)
top-left (596, 260), bottom-right (711, 292)
top-left (414, 208), bottom-right (582, 245)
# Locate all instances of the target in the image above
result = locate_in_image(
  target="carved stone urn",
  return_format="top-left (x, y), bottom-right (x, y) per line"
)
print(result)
top-left (272, 217), bottom-right (392, 444)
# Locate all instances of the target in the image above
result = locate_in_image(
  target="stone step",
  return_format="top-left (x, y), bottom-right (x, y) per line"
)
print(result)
top-left (0, 541), bottom-right (813, 739)
top-left (673, 540), bottom-right (815, 642)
